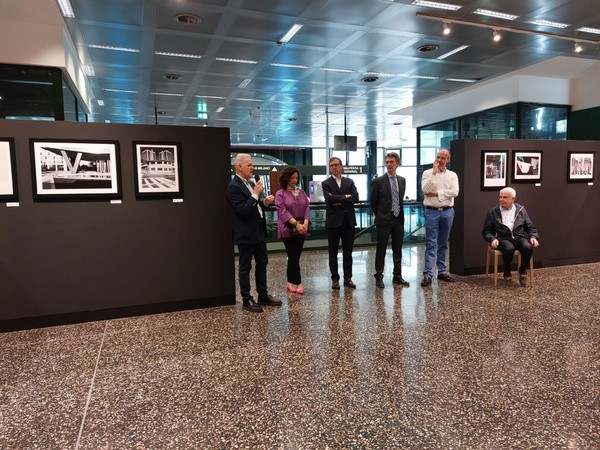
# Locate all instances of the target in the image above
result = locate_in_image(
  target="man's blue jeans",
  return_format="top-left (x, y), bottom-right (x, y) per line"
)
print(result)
top-left (423, 207), bottom-right (455, 277)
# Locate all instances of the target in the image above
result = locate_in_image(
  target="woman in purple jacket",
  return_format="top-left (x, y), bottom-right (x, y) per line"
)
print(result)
top-left (275, 166), bottom-right (311, 294)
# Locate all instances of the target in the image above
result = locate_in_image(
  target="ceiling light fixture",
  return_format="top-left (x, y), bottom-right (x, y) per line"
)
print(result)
top-left (443, 22), bottom-right (450, 35)
top-left (446, 78), bottom-right (477, 83)
top-left (102, 88), bottom-right (138, 94)
top-left (493, 30), bottom-right (501, 42)
top-left (89, 44), bottom-right (140, 53)
top-left (195, 95), bottom-right (226, 99)
top-left (574, 42), bottom-right (583, 53)
top-left (436, 45), bottom-right (469, 60)
top-left (238, 79), bottom-right (252, 88)
top-left (270, 62), bottom-right (309, 69)
top-left (320, 67), bottom-right (355, 73)
top-left (57, 0), bottom-right (75, 18)
top-left (216, 107), bottom-right (224, 113)
top-left (416, 12), bottom-right (600, 46)
top-left (577, 26), bottom-right (600, 35)
top-left (411, 0), bottom-right (462, 11)
top-left (82, 65), bottom-right (95, 76)
top-left (97, 99), bottom-right (105, 106)
top-left (216, 57), bottom-right (258, 64)
top-left (474, 9), bottom-right (518, 21)
top-left (173, 13), bottom-right (200, 25)
top-left (279, 24), bottom-right (303, 43)
top-left (151, 92), bottom-right (185, 97)
top-left (525, 19), bottom-right (569, 29)
top-left (155, 51), bottom-right (202, 59)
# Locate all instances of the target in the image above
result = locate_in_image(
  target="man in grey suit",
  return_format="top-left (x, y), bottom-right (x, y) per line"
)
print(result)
top-left (370, 152), bottom-right (410, 288)
top-left (322, 157), bottom-right (359, 290)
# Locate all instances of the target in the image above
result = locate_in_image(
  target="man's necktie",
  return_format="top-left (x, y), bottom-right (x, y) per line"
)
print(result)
top-left (391, 176), bottom-right (400, 217)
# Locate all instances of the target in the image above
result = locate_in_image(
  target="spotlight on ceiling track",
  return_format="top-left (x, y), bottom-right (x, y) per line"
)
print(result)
top-left (574, 42), bottom-right (583, 53)
top-left (443, 22), bottom-right (450, 35)
top-left (493, 30), bottom-right (501, 42)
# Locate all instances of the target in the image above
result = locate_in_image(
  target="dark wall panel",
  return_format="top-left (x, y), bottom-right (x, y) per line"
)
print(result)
top-left (449, 139), bottom-right (600, 275)
top-left (0, 120), bottom-right (235, 326)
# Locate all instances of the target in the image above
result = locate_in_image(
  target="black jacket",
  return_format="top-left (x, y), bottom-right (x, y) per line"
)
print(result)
top-left (321, 176), bottom-right (359, 228)
top-left (482, 202), bottom-right (540, 243)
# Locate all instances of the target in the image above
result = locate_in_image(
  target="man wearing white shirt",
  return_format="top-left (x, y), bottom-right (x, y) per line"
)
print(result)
top-left (482, 187), bottom-right (540, 286)
top-left (421, 148), bottom-right (460, 287)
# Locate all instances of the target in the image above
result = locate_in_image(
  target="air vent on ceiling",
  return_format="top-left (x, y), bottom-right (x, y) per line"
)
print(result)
top-left (361, 76), bottom-right (379, 83)
top-left (164, 73), bottom-right (181, 80)
top-left (174, 13), bottom-right (200, 25)
top-left (417, 44), bottom-right (440, 53)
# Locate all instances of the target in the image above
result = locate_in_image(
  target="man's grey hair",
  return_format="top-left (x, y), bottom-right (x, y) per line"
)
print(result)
top-left (500, 187), bottom-right (516, 198)
top-left (233, 153), bottom-right (251, 167)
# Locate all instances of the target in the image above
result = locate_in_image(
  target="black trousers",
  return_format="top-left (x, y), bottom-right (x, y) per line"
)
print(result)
top-left (498, 237), bottom-right (533, 273)
top-left (237, 240), bottom-right (268, 301)
top-left (374, 215), bottom-right (404, 279)
top-left (326, 214), bottom-right (355, 280)
top-left (282, 236), bottom-right (306, 285)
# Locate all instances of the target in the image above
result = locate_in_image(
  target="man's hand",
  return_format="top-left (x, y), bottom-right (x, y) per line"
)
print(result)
top-left (530, 237), bottom-right (539, 248)
top-left (253, 179), bottom-right (264, 196)
top-left (491, 239), bottom-right (499, 249)
top-left (432, 160), bottom-right (440, 175)
top-left (263, 194), bottom-right (275, 206)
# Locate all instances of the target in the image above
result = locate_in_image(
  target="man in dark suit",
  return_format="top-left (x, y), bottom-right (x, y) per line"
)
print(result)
top-left (370, 152), bottom-right (410, 289)
top-left (226, 153), bottom-right (282, 312)
top-left (322, 157), bottom-right (359, 290)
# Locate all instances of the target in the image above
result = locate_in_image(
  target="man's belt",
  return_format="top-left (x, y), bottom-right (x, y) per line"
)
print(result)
top-left (425, 205), bottom-right (453, 211)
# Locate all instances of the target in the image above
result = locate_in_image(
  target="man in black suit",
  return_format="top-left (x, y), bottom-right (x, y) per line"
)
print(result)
top-left (370, 152), bottom-right (410, 289)
top-left (322, 157), bottom-right (359, 290)
top-left (226, 153), bottom-right (282, 312)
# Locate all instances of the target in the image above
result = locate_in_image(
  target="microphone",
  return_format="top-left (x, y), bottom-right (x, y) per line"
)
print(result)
top-left (254, 174), bottom-right (260, 183)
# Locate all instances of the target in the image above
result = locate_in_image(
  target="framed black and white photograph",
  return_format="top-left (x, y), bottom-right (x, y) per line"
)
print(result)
top-left (30, 139), bottom-right (121, 200)
top-left (512, 150), bottom-right (542, 183)
top-left (481, 150), bottom-right (508, 190)
top-left (567, 152), bottom-right (594, 183)
top-left (133, 142), bottom-right (183, 198)
top-left (0, 138), bottom-right (18, 202)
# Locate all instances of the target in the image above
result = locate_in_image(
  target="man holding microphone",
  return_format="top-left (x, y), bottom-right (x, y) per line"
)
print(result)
top-left (226, 153), bottom-right (282, 312)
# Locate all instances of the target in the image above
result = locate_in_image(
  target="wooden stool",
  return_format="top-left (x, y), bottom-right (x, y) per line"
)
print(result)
top-left (485, 245), bottom-right (534, 286)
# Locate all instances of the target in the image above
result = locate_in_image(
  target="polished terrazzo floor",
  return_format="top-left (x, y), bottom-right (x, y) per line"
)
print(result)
top-left (1, 243), bottom-right (599, 449)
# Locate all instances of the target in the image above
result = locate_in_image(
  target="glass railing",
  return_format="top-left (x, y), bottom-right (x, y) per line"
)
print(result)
top-left (264, 201), bottom-right (425, 251)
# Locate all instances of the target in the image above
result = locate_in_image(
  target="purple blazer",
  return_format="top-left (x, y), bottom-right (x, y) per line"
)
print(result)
top-left (275, 188), bottom-right (311, 238)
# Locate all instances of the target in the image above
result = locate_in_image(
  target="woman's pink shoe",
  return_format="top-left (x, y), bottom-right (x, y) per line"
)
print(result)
top-left (286, 284), bottom-right (297, 293)
top-left (295, 287), bottom-right (304, 294)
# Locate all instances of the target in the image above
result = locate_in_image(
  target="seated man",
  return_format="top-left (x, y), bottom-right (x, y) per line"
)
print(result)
top-left (482, 187), bottom-right (540, 285)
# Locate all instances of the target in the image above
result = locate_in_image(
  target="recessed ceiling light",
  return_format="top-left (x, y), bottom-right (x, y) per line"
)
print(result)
top-left (216, 107), bottom-right (224, 113)
top-left (102, 88), bottom-right (138, 94)
top-left (82, 65), bottom-right (95, 76)
top-left (155, 51), bottom-right (202, 59)
top-left (577, 26), bottom-right (600, 34)
top-left (195, 95), bottom-right (227, 99)
top-left (151, 92), bottom-right (185, 97)
top-left (437, 45), bottom-right (469, 59)
top-left (89, 44), bottom-right (140, 53)
top-left (446, 78), bottom-right (477, 83)
top-left (97, 99), bottom-right (105, 106)
top-left (235, 98), bottom-right (262, 102)
top-left (57, 0), bottom-right (75, 18)
top-left (411, 0), bottom-right (462, 11)
top-left (271, 62), bottom-right (309, 69)
top-left (525, 18), bottom-right (570, 29)
top-left (279, 24), bottom-right (303, 43)
top-left (174, 13), bottom-right (200, 25)
top-left (320, 67), bottom-right (355, 73)
top-left (238, 79), bottom-right (252, 88)
top-left (216, 57), bottom-right (258, 64)
top-left (474, 9), bottom-right (518, 20)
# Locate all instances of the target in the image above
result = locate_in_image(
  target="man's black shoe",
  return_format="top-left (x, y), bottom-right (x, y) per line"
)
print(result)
top-left (421, 276), bottom-right (432, 287)
top-left (375, 278), bottom-right (385, 288)
top-left (243, 299), bottom-right (263, 313)
top-left (257, 294), bottom-right (282, 306)
top-left (392, 277), bottom-right (410, 287)
top-left (437, 273), bottom-right (456, 283)
top-left (332, 279), bottom-right (340, 290)
top-left (343, 277), bottom-right (356, 289)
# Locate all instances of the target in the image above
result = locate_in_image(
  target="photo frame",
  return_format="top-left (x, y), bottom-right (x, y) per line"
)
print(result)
top-left (567, 152), bottom-right (594, 183)
top-left (481, 150), bottom-right (508, 190)
top-left (30, 139), bottom-right (121, 201)
top-left (512, 150), bottom-right (542, 183)
top-left (133, 142), bottom-right (183, 198)
top-left (0, 138), bottom-right (18, 202)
